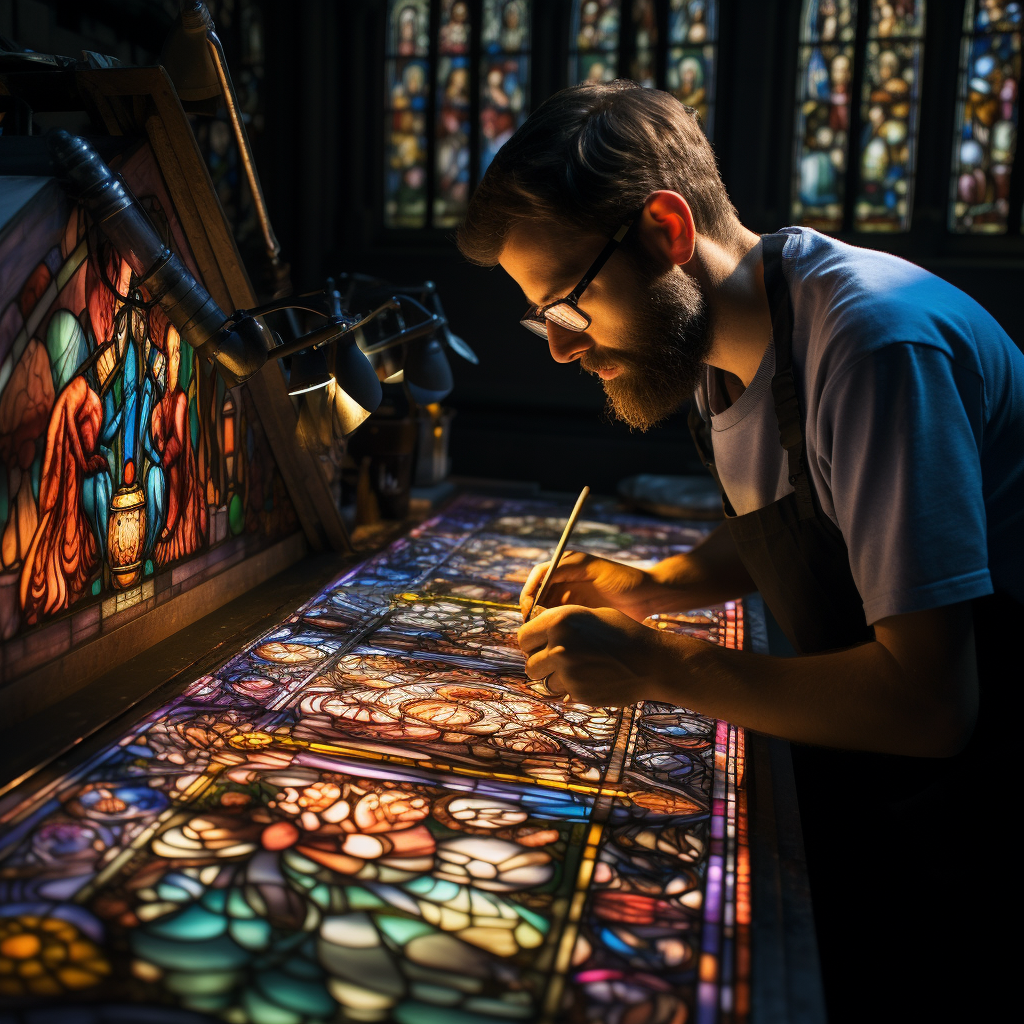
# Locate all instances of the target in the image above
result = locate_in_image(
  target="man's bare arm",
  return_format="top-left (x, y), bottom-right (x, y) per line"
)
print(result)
top-left (519, 522), bottom-right (755, 621)
top-left (519, 601), bottom-right (978, 757)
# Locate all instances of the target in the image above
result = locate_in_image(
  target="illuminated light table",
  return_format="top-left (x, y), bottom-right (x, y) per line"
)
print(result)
top-left (0, 495), bottom-right (820, 1024)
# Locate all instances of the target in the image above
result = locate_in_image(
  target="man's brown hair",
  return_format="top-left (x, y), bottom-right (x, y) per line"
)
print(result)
top-left (457, 80), bottom-right (738, 266)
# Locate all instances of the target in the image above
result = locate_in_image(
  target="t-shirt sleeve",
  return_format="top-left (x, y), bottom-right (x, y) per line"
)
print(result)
top-left (816, 341), bottom-right (993, 624)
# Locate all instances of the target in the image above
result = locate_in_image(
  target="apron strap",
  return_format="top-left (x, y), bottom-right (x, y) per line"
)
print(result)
top-left (761, 233), bottom-right (817, 522)
top-left (687, 398), bottom-right (737, 517)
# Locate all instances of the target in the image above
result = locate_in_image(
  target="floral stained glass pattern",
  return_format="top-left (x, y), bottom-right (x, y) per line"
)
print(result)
top-left (792, 0), bottom-right (857, 231)
top-left (385, 0), bottom-right (431, 227)
top-left (0, 495), bottom-right (753, 1022)
top-left (854, 0), bottom-right (926, 231)
top-left (950, 0), bottom-right (1022, 233)
top-left (667, 0), bottom-right (718, 133)
top-left (572, 0), bottom-right (623, 84)
top-left (480, 0), bottom-right (532, 178)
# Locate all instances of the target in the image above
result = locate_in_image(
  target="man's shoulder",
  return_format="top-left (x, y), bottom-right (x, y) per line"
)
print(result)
top-left (778, 227), bottom-right (1012, 371)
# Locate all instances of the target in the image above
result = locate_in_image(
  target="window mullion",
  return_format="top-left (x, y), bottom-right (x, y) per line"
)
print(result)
top-left (426, 0), bottom-right (442, 229)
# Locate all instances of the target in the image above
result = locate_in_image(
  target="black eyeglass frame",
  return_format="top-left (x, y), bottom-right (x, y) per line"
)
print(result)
top-left (519, 214), bottom-right (639, 338)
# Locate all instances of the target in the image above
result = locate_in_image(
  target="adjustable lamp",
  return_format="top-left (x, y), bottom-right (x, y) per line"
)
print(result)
top-left (287, 347), bottom-right (333, 396)
top-left (404, 336), bottom-right (454, 405)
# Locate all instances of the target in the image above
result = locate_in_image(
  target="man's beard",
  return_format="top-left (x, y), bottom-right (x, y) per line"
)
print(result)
top-left (580, 261), bottom-right (711, 431)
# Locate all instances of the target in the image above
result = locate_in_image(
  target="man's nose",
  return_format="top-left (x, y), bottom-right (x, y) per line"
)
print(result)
top-left (546, 322), bottom-right (594, 363)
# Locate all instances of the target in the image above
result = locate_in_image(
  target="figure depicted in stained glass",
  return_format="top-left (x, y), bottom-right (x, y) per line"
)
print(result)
top-left (950, 0), bottom-right (1022, 232)
top-left (792, 0), bottom-right (856, 230)
top-left (149, 327), bottom-right (207, 566)
top-left (0, 148), bottom-right (294, 648)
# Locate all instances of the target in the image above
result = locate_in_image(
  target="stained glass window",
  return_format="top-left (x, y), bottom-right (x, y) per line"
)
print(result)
top-left (385, 0), bottom-right (431, 227)
top-left (793, 0), bottom-right (928, 233)
top-left (0, 494), bottom-right (754, 1020)
top-left (666, 0), bottom-right (719, 134)
top-left (950, 0), bottom-right (1022, 233)
top-left (792, 0), bottom-right (857, 232)
top-left (854, 1), bottom-right (925, 231)
top-left (386, 0), bottom-right (533, 229)
top-left (573, 2), bottom-right (720, 138)
top-left (0, 145), bottom-right (295, 679)
top-left (480, 1), bottom-right (532, 177)
top-left (571, 0), bottom-right (622, 84)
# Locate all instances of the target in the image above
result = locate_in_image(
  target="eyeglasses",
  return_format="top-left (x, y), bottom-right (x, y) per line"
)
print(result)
top-left (519, 216), bottom-right (638, 338)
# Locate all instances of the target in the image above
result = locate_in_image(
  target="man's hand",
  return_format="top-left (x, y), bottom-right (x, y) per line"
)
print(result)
top-left (518, 604), bottom-right (681, 706)
top-left (519, 551), bottom-right (661, 622)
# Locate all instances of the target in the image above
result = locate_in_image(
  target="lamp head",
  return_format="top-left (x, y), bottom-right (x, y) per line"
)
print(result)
top-left (404, 336), bottom-right (453, 405)
top-left (287, 346), bottom-right (334, 396)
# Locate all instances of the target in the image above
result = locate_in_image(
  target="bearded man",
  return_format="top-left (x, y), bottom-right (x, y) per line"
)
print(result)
top-left (457, 81), bottom-right (1023, 1019)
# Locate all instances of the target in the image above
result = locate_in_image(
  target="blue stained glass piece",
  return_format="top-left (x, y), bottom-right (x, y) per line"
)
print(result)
top-left (144, 558), bottom-right (154, 576)
top-left (148, 904), bottom-right (227, 940)
top-left (598, 926), bottom-right (634, 954)
top-left (201, 888), bottom-right (228, 913)
top-left (91, 578), bottom-right (102, 596)
top-left (131, 931), bottom-right (250, 971)
top-left (256, 969), bottom-right (335, 1016)
top-left (241, 988), bottom-right (304, 1024)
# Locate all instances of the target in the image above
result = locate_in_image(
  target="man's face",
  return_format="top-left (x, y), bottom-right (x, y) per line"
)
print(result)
top-left (500, 218), bottom-right (711, 430)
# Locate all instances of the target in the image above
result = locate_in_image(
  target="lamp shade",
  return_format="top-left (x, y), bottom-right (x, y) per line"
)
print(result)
top-left (161, 5), bottom-right (220, 102)
top-left (404, 337), bottom-right (453, 405)
top-left (288, 346), bottom-right (333, 396)
top-left (334, 338), bottom-right (383, 413)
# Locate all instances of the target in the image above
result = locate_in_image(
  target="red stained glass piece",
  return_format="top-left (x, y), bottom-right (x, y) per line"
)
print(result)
top-left (124, 460), bottom-right (135, 486)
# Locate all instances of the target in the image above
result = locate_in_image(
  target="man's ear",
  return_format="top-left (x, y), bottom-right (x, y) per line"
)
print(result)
top-left (640, 191), bottom-right (697, 267)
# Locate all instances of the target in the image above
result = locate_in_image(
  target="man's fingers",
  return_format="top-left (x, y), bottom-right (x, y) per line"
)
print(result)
top-left (525, 646), bottom-right (566, 683)
top-left (519, 551), bottom-right (599, 615)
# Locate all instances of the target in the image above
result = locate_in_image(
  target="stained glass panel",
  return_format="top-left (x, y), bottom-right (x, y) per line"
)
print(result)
top-left (666, 1), bottom-right (718, 133)
top-left (852, 0), bottom-right (926, 231)
top-left (631, 0), bottom-right (658, 87)
top-left (434, 1), bottom-right (473, 227)
top-left (571, 0), bottom-right (622, 84)
top-left (791, 0), bottom-right (857, 231)
top-left (949, 0), bottom-right (1022, 233)
top-left (0, 148), bottom-right (295, 678)
top-left (385, 0), bottom-right (431, 227)
top-left (480, 1), bottom-right (532, 178)
top-left (0, 495), bottom-right (754, 1021)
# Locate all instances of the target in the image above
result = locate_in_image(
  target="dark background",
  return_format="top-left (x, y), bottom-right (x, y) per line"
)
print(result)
top-left (4, 0), bottom-right (1022, 494)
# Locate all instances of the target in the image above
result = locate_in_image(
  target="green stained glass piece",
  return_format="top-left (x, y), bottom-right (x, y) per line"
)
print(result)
top-left (91, 578), bottom-right (102, 596)
top-left (403, 876), bottom-right (436, 895)
top-left (511, 903), bottom-right (548, 933)
top-left (201, 888), bottom-right (227, 913)
top-left (182, 995), bottom-right (234, 1012)
top-left (131, 932), bottom-right (249, 971)
top-left (256, 970), bottom-right (335, 1016)
top-left (229, 917), bottom-right (272, 950)
top-left (346, 886), bottom-right (386, 909)
top-left (464, 996), bottom-right (534, 1018)
top-left (241, 989), bottom-right (303, 1024)
top-left (227, 889), bottom-right (256, 919)
top-left (156, 882), bottom-right (195, 903)
top-left (410, 982), bottom-right (463, 1006)
top-left (148, 903), bottom-right (227, 940)
top-left (309, 883), bottom-right (333, 908)
top-left (164, 969), bottom-right (239, 996)
top-left (144, 558), bottom-right (154, 576)
top-left (45, 309), bottom-right (88, 391)
top-left (394, 1002), bottom-right (499, 1024)
top-left (376, 914), bottom-right (434, 945)
top-left (228, 492), bottom-right (245, 535)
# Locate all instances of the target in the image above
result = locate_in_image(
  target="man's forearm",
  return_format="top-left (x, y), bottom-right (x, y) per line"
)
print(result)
top-left (658, 632), bottom-right (976, 757)
top-left (643, 522), bottom-right (755, 614)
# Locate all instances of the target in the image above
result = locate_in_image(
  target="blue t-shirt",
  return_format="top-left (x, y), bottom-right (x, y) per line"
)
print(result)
top-left (699, 227), bottom-right (1024, 624)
